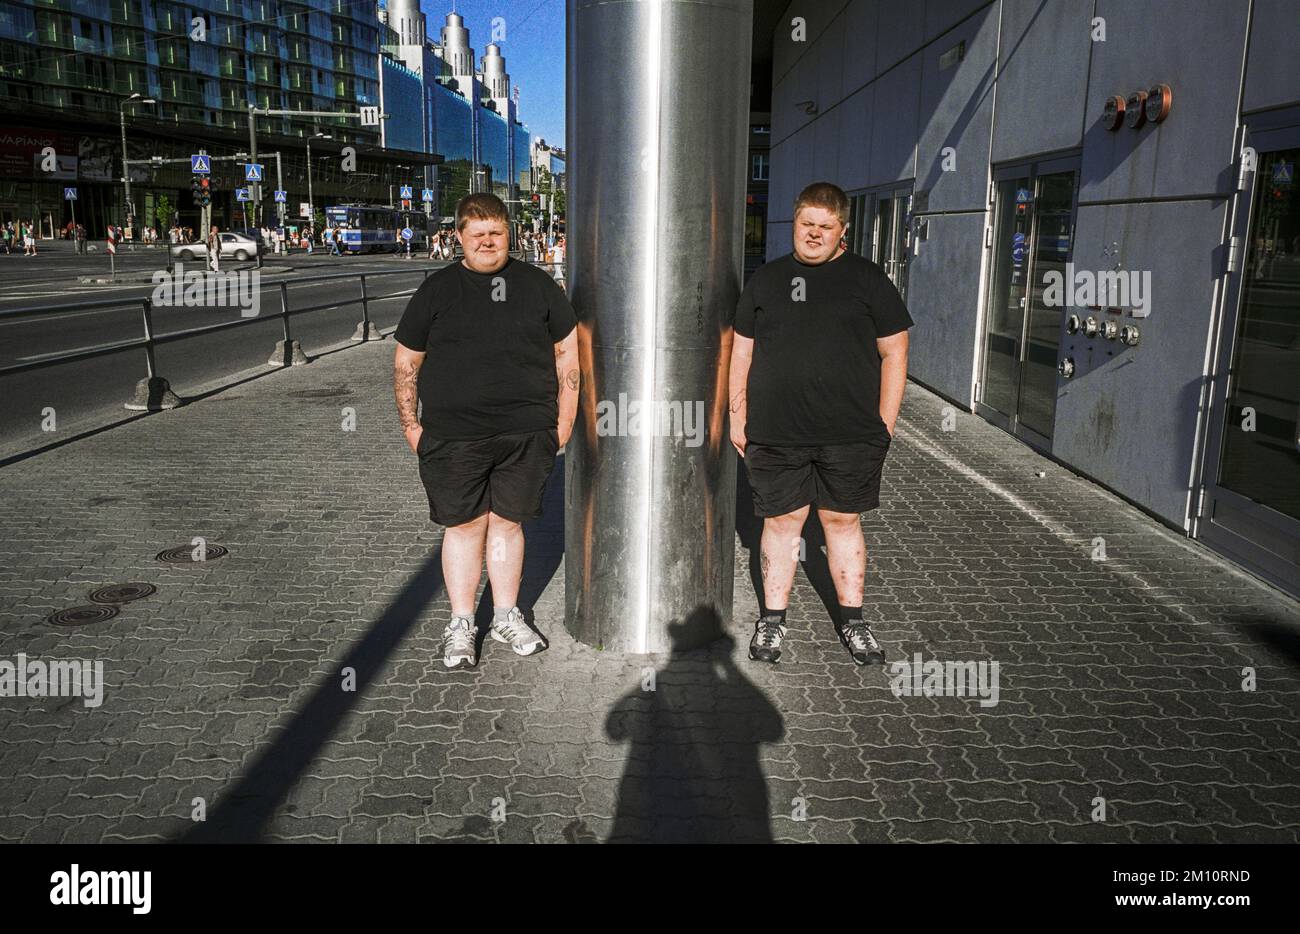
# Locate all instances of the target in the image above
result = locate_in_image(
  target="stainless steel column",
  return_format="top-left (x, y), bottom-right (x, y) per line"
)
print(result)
top-left (565, 0), bottom-right (751, 653)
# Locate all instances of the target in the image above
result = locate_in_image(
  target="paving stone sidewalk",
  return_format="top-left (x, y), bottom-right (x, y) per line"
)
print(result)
top-left (1, 336), bottom-right (1298, 843)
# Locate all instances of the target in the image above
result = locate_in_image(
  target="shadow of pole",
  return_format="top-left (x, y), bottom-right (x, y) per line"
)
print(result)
top-left (176, 551), bottom-right (449, 843)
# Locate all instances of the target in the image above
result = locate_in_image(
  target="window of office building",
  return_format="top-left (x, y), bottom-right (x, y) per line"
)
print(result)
top-left (751, 152), bottom-right (769, 181)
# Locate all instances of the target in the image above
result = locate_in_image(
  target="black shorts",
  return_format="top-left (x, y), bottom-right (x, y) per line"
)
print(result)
top-left (744, 437), bottom-right (891, 517)
top-left (417, 427), bottom-right (559, 527)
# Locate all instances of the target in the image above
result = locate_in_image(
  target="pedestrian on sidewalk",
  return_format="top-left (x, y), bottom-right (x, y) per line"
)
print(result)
top-left (393, 192), bottom-right (579, 671)
top-left (206, 224), bottom-right (220, 273)
top-left (728, 181), bottom-right (913, 667)
top-left (75, 223), bottom-right (86, 254)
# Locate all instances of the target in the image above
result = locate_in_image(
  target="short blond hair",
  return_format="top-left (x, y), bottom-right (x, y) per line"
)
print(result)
top-left (793, 181), bottom-right (849, 225)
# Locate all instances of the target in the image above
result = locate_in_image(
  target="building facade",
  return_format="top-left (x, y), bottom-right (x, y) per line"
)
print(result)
top-left (381, 3), bottom-right (533, 220)
top-left (760, 0), bottom-right (1299, 595)
top-left (0, 1), bottom-right (535, 235)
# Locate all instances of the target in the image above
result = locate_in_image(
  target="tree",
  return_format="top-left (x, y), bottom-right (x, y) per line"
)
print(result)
top-left (154, 195), bottom-right (173, 232)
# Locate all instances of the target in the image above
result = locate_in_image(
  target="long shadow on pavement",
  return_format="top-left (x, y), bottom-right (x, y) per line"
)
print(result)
top-left (177, 455), bottom-right (567, 843)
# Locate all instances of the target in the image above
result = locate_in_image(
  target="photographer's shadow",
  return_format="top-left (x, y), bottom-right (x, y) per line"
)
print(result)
top-left (603, 606), bottom-right (784, 843)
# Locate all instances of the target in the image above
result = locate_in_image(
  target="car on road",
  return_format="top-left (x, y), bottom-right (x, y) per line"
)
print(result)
top-left (170, 232), bottom-right (260, 263)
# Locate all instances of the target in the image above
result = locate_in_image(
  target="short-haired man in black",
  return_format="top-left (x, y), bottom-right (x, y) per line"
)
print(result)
top-left (728, 181), bottom-right (913, 665)
top-left (394, 192), bottom-right (579, 669)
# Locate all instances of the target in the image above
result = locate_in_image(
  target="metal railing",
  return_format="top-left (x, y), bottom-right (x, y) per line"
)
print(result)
top-left (0, 266), bottom-right (435, 408)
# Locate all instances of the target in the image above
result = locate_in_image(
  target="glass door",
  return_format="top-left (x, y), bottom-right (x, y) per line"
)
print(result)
top-left (870, 187), bottom-right (912, 303)
top-left (1198, 140), bottom-right (1300, 595)
top-left (977, 160), bottom-right (1079, 447)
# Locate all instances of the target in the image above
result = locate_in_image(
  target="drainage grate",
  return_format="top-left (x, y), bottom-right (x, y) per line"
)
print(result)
top-left (156, 544), bottom-right (229, 564)
top-left (89, 582), bottom-right (158, 605)
top-left (46, 604), bottom-right (120, 627)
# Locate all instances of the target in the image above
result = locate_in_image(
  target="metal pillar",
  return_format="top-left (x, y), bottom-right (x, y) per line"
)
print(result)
top-left (564, 0), bottom-right (751, 653)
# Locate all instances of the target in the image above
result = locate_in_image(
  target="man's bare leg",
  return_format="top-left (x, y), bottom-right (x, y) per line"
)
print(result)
top-left (751, 505), bottom-right (810, 663)
top-left (816, 508), bottom-right (865, 606)
top-left (442, 513), bottom-right (489, 617)
top-left (817, 507), bottom-right (883, 664)
top-left (485, 511), bottom-right (544, 654)
top-left (485, 511), bottom-right (524, 608)
top-left (760, 506), bottom-right (810, 611)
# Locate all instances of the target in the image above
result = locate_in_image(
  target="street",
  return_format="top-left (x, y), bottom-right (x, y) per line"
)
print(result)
top-left (0, 240), bottom-right (445, 457)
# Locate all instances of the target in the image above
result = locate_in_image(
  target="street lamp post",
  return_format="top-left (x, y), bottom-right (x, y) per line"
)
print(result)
top-left (118, 92), bottom-right (156, 238)
top-left (306, 132), bottom-right (331, 239)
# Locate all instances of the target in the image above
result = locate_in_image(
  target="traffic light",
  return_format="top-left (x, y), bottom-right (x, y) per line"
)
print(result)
top-left (198, 177), bottom-right (211, 207)
top-left (191, 175), bottom-right (202, 204)
top-left (531, 193), bottom-right (540, 206)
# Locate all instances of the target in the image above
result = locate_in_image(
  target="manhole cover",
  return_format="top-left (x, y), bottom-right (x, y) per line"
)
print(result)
top-left (89, 582), bottom-right (157, 605)
top-left (156, 544), bottom-right (229, 564)
top-left (46, 604), bottom-right (120, 627)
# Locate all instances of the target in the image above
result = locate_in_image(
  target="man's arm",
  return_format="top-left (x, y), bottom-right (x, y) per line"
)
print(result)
top-left (394, 342), bottom-right (426, 453)
top-left (728, 331), bottom-right (753, 457)
top-left (555, 328), bottom-right (579, 447)
top-left (877, 330), bottom-right (909, 437)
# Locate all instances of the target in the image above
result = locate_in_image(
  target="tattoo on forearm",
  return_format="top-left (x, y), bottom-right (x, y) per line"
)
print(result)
top-left (394, 359), bottom-right (420, 431)
top-left (729, 388), bottom-right (746, 413)
top-left (564, 368), bottom-right (579, 391)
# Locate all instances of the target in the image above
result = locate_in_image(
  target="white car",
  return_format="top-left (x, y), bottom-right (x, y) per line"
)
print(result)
top-left (170, 232), bottom-right (260, 262)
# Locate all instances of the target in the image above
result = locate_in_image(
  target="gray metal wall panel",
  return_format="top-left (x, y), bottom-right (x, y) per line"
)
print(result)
top-left (814, 104), bottom-right (843, 181)
top-left (875, 0), bottom-right (925, 73)
top-left (991, 0), bottom-right (1091, 164)
top-left (906, 212), bottom-right (986, 402)
top-left (1052, 199), bottom-right (1228, 525)
top-left (1243, 0), bottom-right (1300, 113)
top-left (817, 8), bottom-right (848, 108)
top-left (916, 4), bottom-right (999, 212)
top-left (1079, 0), bottom-right (1248, 202)
top-left (768, 135), bottom-right (796, 223)
top-left (839, 84), bottom-right (874, 193)
top-left (843, 0), bottom-right (880, 92)
top-left (926, 0), bottom-right (996, 42)
top-left (869, 52), bottom-right (922, 185)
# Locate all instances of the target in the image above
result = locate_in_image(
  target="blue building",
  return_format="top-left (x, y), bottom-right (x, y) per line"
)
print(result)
top-left (380, 2), bottom-right (533, 219)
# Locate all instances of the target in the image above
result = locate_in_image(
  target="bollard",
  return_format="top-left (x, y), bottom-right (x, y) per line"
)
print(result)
top-left (124, 299), bottom-right (181, 410)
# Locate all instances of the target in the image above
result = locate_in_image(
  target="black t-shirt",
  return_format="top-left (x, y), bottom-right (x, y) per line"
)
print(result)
top-left (395, 258), bottom-right (577, 440)
top-left (731, 250), bottom-right (913, 446)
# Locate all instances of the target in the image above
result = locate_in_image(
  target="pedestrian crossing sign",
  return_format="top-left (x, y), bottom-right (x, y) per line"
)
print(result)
top-left (422, 188), bottom-right (433, 202)
top-left (1273, 161), bottom-right (1293, 186)
top-left (274, 190), bottom-right (287, 203)
top-left (244, 163), bottom-right (264, 182)
top-left (190, 154), bottom-right (211, 174)
top-left (236, 188), bottom-right (250, 202)
top-left (399, 185), bottom-right (413, 200)
top-left (64, 187), bottom-right (77, 201)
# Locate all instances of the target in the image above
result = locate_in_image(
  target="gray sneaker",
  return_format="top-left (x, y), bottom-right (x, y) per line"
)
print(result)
top-left (442, 616), bottom-right (477, 670)
top-left (839, 620), bottom-right (885, 666)
top-left (749, 616), bottom-right (787, 663)
top-left (490, 607), bottom-right (545, 656)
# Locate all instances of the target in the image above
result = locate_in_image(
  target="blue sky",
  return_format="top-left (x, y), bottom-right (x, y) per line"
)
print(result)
top-left (417, 0), bottom-right (566, 147)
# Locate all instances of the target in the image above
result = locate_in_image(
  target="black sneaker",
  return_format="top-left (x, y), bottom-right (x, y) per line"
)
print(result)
top-left (749, 616), bottom-right (787, 663)
top-left (839, 621), bottom-right (886, 666)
